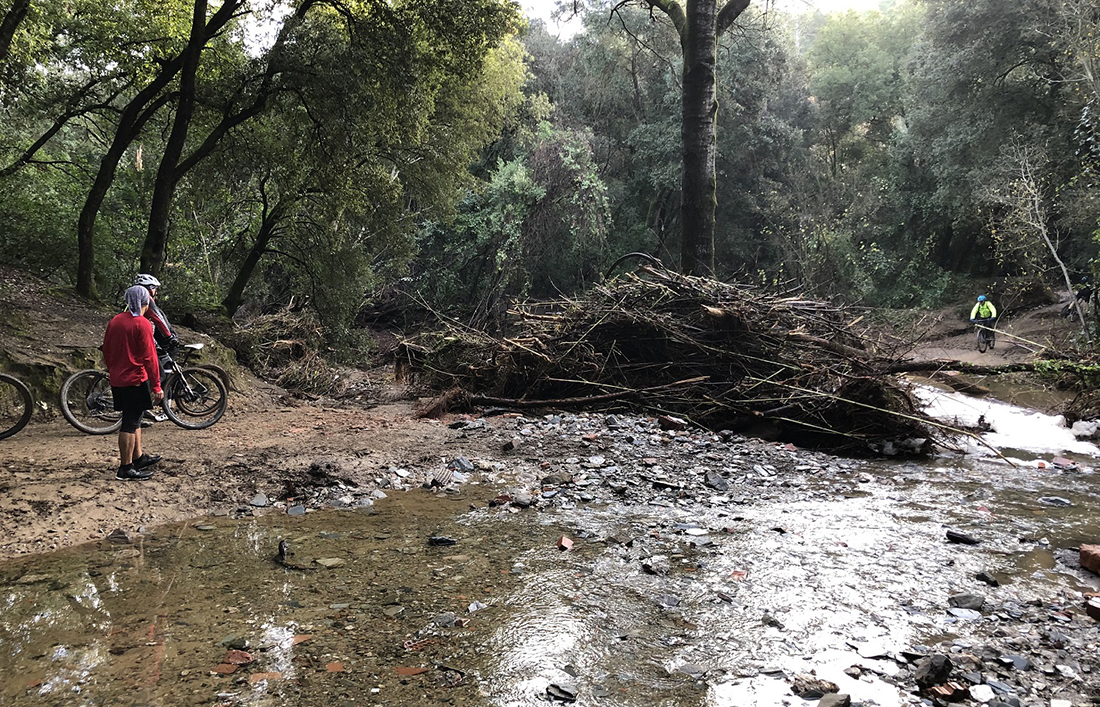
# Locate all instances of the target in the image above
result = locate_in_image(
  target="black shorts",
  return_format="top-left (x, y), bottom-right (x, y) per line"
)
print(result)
top-left (112, 381), bottom-right (154, 412)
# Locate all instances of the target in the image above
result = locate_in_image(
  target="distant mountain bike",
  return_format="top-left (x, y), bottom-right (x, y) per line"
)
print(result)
top-left (0, 373), bottom-right (33, 440)
top-left (60, 344), bottom-right (228, 434)
top-left (973, 317), bottom-right (996, 353)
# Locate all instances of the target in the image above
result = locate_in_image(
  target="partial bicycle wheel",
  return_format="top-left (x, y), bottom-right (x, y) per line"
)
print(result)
top-left (60, 369), bottom-right (122, 434)
top-left (0, 373), bottom-right (33, 440)
top-left (164, 367), bottom-right (227, 430)
top-left (195, 363), bottom-right (233, 392)
top-left (977, 329), bottom-right (989, 353)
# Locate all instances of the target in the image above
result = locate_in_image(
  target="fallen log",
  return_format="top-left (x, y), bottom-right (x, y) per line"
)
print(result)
top-left (882, 360), bottom-right (1051, 375)
top-left (930, 371), bottom-right (992, 397)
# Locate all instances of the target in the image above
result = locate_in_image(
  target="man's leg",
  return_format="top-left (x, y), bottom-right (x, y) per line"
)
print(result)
top-left (119, 430), bottom-right (137, 466)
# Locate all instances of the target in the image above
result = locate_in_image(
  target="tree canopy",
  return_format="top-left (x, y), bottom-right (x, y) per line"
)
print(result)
top-left (1, 0), bottom-right (1097, 345)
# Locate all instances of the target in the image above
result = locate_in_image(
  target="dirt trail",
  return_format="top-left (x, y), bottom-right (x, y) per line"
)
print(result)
top-left (902, 299), bottom-right (1080, 366)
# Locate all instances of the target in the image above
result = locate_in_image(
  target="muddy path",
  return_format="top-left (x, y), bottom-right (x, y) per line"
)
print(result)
top-left (0, 393), bottom-right (478, 560)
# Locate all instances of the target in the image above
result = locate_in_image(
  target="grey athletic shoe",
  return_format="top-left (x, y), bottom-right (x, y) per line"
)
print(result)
top-left (117, 465), bottom-right (154, 481)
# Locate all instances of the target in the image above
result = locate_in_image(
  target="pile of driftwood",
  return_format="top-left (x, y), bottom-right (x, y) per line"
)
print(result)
top-left (227, 308), bottom-right (346, 397)
top-left (398, 268), bottom-right (934, 454)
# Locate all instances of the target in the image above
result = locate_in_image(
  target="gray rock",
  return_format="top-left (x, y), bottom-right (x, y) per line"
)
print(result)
top-left (704, 470), bottom-right (729, 492)
top-left (676, 663), bottom-right (705, 677)
top-left (949, 593), bottom-right (985, 610)
top-left (546, 683), bottom-right (577, 702)
top-left (969, 684), bottom-right (995, 703)
top-left (998, 654), bottom-right (1030, 670)
top-left (433, 611), bottom-right (458, 627)
top-left (1038, 496), bottom-right (1072, 507)
top-left (974, 571), bottom-right (999, 586)
top-left (818, 695), bottom-right (851, 707)
top-left (655, 594), bottom-right (680, 609)
top-left (642, 555), bottom-right (670, 576)
top-left (946, 530), bottom-right (981, 545)
top-left (914, 654), bottom-right (953, 689)
top-left (449, 456), bottom-right (475, 472)
top-left (249, 493), bottom-right (268, 508)
top-left (947, 607), bottom-right (982, 620)
top-left (790, 674), bottom-right (838, 698)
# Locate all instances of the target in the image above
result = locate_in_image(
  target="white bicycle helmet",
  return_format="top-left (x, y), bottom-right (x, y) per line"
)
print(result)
top-left (134, 273), bottom-right (161, 288)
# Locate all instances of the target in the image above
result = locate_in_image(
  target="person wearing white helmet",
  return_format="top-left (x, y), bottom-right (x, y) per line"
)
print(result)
top-left (134, 274), bottom-right (178, 352)
top-left (134, 274), bottom-right (179, 421)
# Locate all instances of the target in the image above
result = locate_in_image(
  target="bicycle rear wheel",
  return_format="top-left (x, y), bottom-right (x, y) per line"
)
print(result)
top-left (164, 367), bottom-right (227, 430)
top-left (60, 370), bottom-right (122, 434)
top-left (0, 373), bottom-right (33, 440)
top-left (195, 363), bottom-right (232, 392)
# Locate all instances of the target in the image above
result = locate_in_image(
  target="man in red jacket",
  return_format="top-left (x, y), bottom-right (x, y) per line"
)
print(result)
top-left (102, 285), bottom-right (165, 480)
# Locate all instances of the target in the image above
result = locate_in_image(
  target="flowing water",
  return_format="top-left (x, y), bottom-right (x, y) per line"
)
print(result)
top-left (1, 389), bottom-right (1098, 707)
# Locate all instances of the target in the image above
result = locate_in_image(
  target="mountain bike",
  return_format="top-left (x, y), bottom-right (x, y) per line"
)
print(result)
top-left (0, 373), bottom-right (33, 440)
top-left (60, 344), bottom-right (228, 434)
top-left (973, 317), bottom-right (996, 353)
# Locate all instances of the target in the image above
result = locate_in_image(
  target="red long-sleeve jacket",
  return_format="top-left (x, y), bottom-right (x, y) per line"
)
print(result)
top-left (103, 312), bottom-right (162, 393)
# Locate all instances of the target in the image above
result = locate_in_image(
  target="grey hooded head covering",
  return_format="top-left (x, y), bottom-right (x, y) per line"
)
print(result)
top-left (124, 285), bottom-right (151, 316)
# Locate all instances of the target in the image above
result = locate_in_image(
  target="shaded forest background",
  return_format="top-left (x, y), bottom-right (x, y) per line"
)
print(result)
top-left (1, 0), bottom-right (1098, 355)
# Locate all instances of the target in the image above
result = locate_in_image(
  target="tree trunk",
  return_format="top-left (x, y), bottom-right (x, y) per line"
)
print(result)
top-left (0, 0), bottom-right (30, 66)
top-left (680, 0), bottom-right (718, 276)
top-left (635, 0), bottom-right (748, 277)
top-left (139, 0), bottom-right (313, 276)
top-left (75, 91), bottom-right (174, 298)
top-left (140, 0), bottom-right (207, 276)
top-left (222, 202), bottom-right (285, 317)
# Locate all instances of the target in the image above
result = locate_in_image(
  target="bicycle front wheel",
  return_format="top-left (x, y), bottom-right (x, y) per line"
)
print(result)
top-left (60, 370), bottom-right (122, 434)
top-left (164, 367), bottom-right (227, 430)
top-left (0, 373), bottom-right (33, 440)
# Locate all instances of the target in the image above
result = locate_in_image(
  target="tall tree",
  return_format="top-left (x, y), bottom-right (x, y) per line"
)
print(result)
top-left (0, 0), bottom-right (30, 67)
top-left (616, 0), bottom-right (750, 276)
top-left (73, 0), bottom-right (241, 297)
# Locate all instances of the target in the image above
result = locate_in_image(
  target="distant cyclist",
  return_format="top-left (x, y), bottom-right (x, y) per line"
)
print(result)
top-left (969, 295), bottom-right (998, 348)
top-left (135, 273), bottom-right (179, 420)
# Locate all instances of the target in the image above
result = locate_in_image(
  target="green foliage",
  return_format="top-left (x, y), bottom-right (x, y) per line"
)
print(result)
top-left (415, 121), bottom-right (611, 321)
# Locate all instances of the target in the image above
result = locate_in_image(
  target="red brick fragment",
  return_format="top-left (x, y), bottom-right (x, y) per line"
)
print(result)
top-left (1080, 544), bottom-right (1100, 574)
top-left (1086, 597), bottom-right (1100, 622)
top-left (225, 650), bottom-right (253, 665)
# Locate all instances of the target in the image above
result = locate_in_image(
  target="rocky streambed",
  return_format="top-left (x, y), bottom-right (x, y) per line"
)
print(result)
top-left (1, 408), bottom-right (1098, 707)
